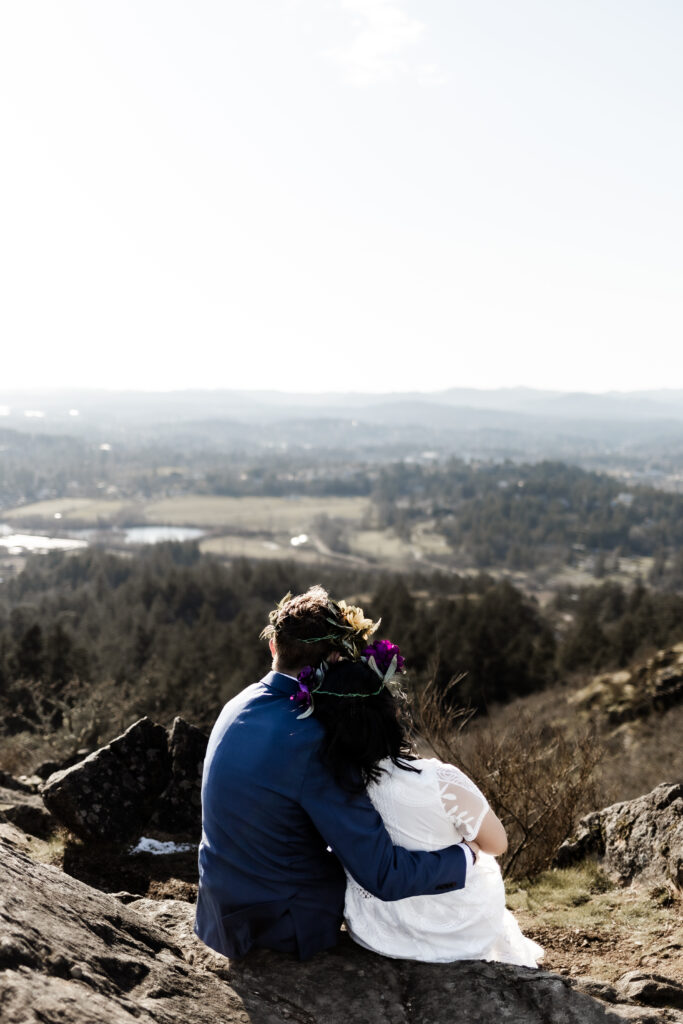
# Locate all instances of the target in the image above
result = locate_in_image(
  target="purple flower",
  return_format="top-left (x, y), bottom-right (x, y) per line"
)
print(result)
top-left (290, 665), bottom-right (315, 714)
top-left (362, 639), bottom-right (405, 675)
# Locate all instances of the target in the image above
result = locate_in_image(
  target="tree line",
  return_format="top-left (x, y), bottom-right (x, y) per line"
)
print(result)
top-left (371, 459), bottom-right (683, 568)
top-left (1, 545), bottom-right (682, 762)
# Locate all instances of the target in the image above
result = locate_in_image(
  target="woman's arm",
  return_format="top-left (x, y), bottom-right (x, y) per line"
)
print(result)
top-left (470, 808), bottom-right (508, 857)
top-left (434, 761), bottom-right (507, 859)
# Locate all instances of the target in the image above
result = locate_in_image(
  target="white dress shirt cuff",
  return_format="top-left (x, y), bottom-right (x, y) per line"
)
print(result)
top-left (457, 842), bottom-right (474, 872)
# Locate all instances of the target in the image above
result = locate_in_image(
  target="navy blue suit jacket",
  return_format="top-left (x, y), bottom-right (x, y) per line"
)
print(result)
top-left (194, 671), bottom-right (467, 961)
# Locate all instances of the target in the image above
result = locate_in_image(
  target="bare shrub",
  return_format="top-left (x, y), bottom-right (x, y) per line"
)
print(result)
top-left (0, 677), bottom-right (133, 775)
top-left (412, 676), bottom-right (603, 880)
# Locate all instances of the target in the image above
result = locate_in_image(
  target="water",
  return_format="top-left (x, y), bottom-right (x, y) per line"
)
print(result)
top-left (123, 526), bottom-right (205, 544)
top-left (0, 521), bottom-right (204, 553)
top-left (0, 532), bottom-right (88, 553)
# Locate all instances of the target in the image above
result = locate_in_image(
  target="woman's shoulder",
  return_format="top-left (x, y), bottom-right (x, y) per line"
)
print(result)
top-left (410, 758), bottom-right (485, 793)
top-left (378, 756), bottom-right (453, 783)
top-left (409, 756), bottom-right (469, 776)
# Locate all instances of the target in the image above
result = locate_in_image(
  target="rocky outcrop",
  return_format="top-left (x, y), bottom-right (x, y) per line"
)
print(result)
top-left (0, 823), bottom-right (255, 1024)
top-left (557, 782), bottom-right (683, 888)
top-left (40, 716), bottom-right (208, 843)
top-left (570, 644), bottom-right (683, 724)
top-left (41, 718), bottom-right (171, 842)
top-left (616, 972), bottom-right (683, 1011)
top-left (0, 777), bottom-right (55, 838)
top-left (1, 823), bottom-right (680, 1024)
top-left (150, 717), bottom-right (206, 837)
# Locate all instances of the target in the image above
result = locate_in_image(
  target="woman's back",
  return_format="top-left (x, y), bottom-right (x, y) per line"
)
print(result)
top-left (344, 758), bottom-right (542, 967)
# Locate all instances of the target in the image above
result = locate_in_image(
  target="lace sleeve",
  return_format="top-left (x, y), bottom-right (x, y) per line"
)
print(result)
top-left (435, 762), bottom-right (489, 842)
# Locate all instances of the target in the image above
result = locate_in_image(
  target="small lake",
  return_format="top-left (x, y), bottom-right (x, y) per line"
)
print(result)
top-left (122, 526), bottom-right (205, 545)
top-left (0, 531), bottom-right (88, 553)
top-left (0, 522), bottom-right (204, 553)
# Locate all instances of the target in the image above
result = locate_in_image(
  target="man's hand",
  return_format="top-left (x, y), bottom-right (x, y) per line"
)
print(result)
top-left (464, 839), bottom-right (481, 864)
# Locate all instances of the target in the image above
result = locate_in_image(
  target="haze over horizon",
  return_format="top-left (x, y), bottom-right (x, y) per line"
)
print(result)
top-left (2, 2), bottom-right (682, 395)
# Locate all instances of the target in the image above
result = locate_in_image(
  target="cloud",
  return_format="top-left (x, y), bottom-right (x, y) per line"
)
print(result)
top-left (327, 0), bottom-right (427, 86)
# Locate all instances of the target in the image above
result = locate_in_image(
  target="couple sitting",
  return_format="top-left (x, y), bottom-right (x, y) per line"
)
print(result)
top-left (194, 586), bottom-right (541, 966)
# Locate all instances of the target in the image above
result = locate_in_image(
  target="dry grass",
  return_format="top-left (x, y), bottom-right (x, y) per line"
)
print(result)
top-left (3, 495), bottom-right (371, 532)
top-left (411, 521), bottom-right (453, 558)
top-left (477, 680), bottom-right (683, 809)
top-left (0, 678), bottom-right (136, 776)
top-left (347, 529), bottom-right (415, 563)
top-left (507, 863), bottom-right (683, 984)
top-left (143, 495), bottom-right (370, 530)
top-left (200, 534), bottom-right (323, 562)
top-left (4, 498), bottom-right (128, 523)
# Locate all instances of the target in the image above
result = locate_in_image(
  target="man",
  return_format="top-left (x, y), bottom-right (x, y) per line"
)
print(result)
top-left (194, 586), bottom-right (473, 961)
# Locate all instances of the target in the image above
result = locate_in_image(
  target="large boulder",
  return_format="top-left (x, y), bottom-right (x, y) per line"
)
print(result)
top-left (557, 782), bottom-right (683, 887)
top-left (41, 718), bottom-right (171, 843)
top-left (1, 824), bottom-right (679, 1024)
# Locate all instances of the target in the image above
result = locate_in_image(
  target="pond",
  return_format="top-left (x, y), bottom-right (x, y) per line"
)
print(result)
top-left (122, 525), bottom-right (205, 545)
top-left (0, 531), bottom-right (88, 553)
top-left (0, 522), bottom-right (204, 553)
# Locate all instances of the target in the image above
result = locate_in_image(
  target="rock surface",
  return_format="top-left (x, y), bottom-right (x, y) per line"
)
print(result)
top-left (616, 971), bottom-right (683, 1010)
top-left (557, 782), bottom-right (683, 887)
top-left (41, 717), bottom-right (171, 842)
top-left (39, 716), bottom-right (207, 843)
top-left (1, 823), bottom-right (681, 1024)
top-left (150, 716), bottom-right (207, 836)
top-left (0, 779), bottom-right (56, 838)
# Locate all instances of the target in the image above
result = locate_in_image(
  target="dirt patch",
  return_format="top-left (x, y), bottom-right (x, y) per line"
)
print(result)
top-left (61, 838), bottom-right (199, 900)
top-left (512, 880), bottom-right (683, 986)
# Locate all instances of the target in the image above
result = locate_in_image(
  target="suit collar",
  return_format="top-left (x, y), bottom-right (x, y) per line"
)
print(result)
top-left (262, 670), bottom-right (299, 696)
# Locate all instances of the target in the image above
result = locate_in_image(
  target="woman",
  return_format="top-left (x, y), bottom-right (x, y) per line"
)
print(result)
top-left (306, 649), bottom-right (543, 967)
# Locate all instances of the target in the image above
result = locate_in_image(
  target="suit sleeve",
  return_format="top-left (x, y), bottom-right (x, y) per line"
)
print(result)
top-left (298, 753), bottom-right (467, 901)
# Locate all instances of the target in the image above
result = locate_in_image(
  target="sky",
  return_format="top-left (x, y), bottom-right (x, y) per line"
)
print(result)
top-left (1, 0), bottom-right (682, 394)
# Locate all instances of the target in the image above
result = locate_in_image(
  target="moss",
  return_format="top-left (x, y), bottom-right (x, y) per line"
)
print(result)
top-left (612, 814), bottom-right (634, 842)
top-left (506, 861), bottom-right (611, 915)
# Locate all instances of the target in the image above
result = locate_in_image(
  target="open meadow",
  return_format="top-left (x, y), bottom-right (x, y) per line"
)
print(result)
top-left (4, 494), bottom-right (372, 531)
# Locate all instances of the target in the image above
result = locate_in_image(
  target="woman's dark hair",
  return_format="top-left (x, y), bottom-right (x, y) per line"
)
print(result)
top-left (313, 660), bottom-right (419, 793)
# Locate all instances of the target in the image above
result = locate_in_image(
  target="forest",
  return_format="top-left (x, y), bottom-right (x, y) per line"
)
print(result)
top-left (2, 543), bottom-right (682, 763)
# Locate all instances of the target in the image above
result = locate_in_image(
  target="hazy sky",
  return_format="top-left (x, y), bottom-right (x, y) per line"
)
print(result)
top-left (1, 1), bottom-right (681, 393)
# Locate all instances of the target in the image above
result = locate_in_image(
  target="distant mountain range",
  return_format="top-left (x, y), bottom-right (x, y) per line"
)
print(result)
top-left (2, 386), bottom-right (682, 425)
top-left (1, 388), bottom-right (682, 466)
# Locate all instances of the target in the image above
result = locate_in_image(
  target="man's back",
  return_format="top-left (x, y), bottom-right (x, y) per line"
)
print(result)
top-left (196, 672), bottom-right (347, 959)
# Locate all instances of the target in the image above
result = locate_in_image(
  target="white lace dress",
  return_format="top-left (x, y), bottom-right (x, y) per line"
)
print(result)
top-left (344, 758), bottom-right (543, 967)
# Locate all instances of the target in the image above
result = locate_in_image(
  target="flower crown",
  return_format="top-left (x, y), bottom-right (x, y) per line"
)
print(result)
top-left (291, 639), bottom-right (406, 720)
top-left (261, 593), bottom-right (380, 659)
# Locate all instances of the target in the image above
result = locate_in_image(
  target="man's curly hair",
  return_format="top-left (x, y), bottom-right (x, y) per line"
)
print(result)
top-left (261, 586), bottom-right (339, 670)
top-left (261, 585), bottom-right (379, 670)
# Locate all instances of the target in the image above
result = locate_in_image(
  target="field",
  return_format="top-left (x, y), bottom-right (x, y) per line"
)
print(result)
top-left (4, 497), bottom-right (129, 523)
top-left (142, 496), bottom-right (371, 530)
top-left (199, 535), bottom-right (324, 563)
top-left (347, 521), bottom-right (452, 566)
top-left (4, 495), bottom-right (372, 531)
